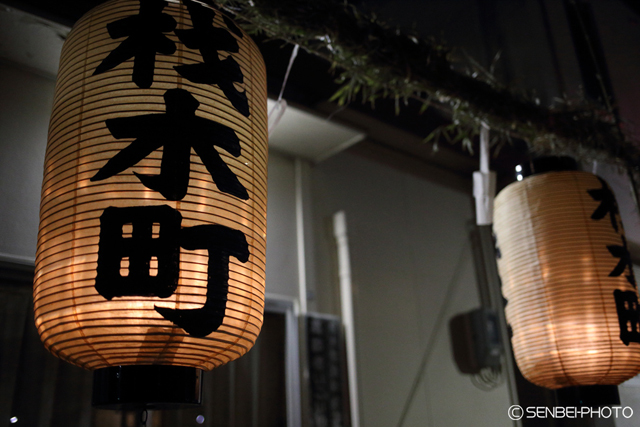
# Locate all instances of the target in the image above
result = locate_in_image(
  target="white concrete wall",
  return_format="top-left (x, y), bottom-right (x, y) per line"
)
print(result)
top-left (310, 151), bottom-right (512, 427)
top-left (618, 371), bottom-right (640, 427)
top-left (0, 62), bottom-right (53, 263)
top-left (265, 151), bottom-right (300, 299)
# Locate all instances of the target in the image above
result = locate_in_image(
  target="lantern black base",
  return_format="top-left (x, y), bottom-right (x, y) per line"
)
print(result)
top-left (92, 365), bottom-right (203, 410)
top-left (556, 385), bottom-right (620, 407)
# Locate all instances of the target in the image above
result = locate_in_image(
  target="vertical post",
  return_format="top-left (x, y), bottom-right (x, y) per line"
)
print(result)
top-left (333, 211), bottom-right (360, 427)
top-left (475, 225), bottom-right (522, 427)
top-left (479, 124), bottom-right (490, 175)
top-left (473, 123), bottom-right (496, 226)
top-left (471, 124), bottom-right (520, 424)
top-left (295, 158), bottom-right (308, 315)
top-left (251, 334), bottom-right (260, 427)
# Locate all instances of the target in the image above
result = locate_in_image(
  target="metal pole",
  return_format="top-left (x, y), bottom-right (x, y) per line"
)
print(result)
top-left (475, 225), bottom-right (522, 427)
top-left (333, 211), bottom-right (360, 427)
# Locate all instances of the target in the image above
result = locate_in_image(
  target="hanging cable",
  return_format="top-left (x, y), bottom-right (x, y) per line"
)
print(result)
top-left (395, 244), bottom-right (470, 427)
top-left (472, 366), bottom-right (504, 391)
top-left (268, 44), bottom-right (300, 136)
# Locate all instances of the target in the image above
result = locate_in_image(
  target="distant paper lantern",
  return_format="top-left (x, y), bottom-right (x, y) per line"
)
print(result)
top-left (494, 170), bottom-right (640, 389)
top-left (34, 0), bottom-right (267, 383)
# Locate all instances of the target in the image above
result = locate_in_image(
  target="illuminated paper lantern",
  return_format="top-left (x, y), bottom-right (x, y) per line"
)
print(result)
top-left (493, 167), bottom-right (640, 389)
top-left (34, 0), bottom-right (267, 404)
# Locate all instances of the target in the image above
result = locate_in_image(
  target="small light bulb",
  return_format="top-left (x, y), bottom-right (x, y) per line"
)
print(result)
top-left (196, 415), bottom-right (205, 424)
top-left (515, 165), bottom-right (522, 172)
top-left (10, 417), bottom-right (18, 424)
top-left (517, 174), bottom-right (523, 181)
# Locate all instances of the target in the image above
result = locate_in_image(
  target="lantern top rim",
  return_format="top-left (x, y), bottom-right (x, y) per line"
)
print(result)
top-left (517, 156), bottom-right (579, 179)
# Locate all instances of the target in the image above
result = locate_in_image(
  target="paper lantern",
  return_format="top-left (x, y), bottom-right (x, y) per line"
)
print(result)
top-left (493, 167), bottom-right (640, 389)
top-left (33, 0), bottom-right (267, 403)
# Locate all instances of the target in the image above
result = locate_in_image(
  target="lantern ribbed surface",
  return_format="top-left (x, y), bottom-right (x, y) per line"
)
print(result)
top-left (34, 0), bottom-right (267, 370)
top-left (494, 171), bottom-right (640, 389)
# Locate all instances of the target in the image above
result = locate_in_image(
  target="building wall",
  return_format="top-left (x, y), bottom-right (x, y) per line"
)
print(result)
top-left (310, 151), bottom-right (512, 427)
top-left (0, 56), bottom-right (515, 427)
top-left (265, 150), bottom-right (301, 299)
top-left (3, 0), bottom-right (640, 424)
top-left (0, 57), bottom-right (306, 426)
top-left (0, 62), bottom-right (53, 263)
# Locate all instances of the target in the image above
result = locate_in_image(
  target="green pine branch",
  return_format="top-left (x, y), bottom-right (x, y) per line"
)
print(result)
top-left (215, 0), bottom-right (640, 168)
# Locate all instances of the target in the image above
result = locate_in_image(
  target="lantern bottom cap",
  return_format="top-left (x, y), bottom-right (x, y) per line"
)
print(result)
top-left (556, 385), bottom-right (620, 407)
top-left (92, 365), bottom-right (203, 410)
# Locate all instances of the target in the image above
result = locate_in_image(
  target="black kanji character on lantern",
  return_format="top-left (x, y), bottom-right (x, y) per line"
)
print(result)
top-left (96, 205), bottom-right (182, 300)
top-left (93, 0), bottom-right (177, 89)
top-left (90, 88), bottom-right (248, 200)
top-left (607, 235), bottom-right (637, 287)
top-left (155, 224), bottom-right (249, 337)
top-left (588, 177), bottom-right (620, 232)
top-left (222, 14), bottom-right (244, 39)
top-left (614, 289), bottom-right (640, 345)
top-left (174, 0), bottom-right (250, 117)
top-left (493, 233), bottom-right (502, 259)
top-left (95, 205), bottom-right (249, 338)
